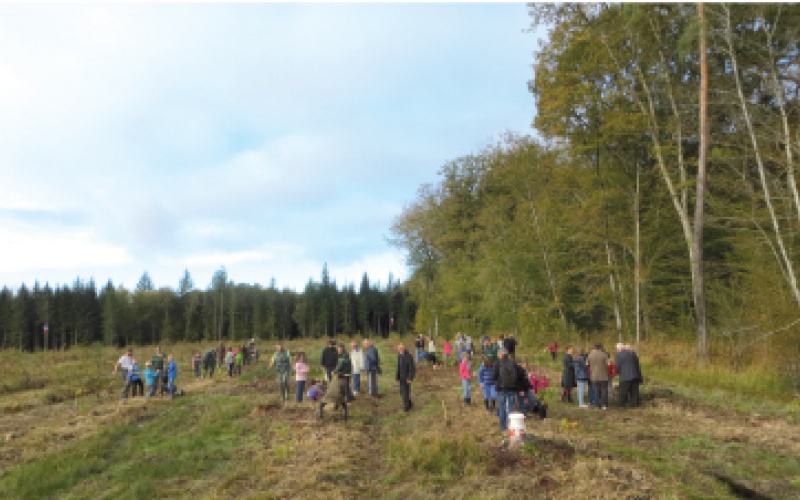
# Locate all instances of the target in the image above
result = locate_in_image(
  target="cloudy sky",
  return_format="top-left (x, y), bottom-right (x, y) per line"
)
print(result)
top-left (0, 3), bottom-right (539, 292)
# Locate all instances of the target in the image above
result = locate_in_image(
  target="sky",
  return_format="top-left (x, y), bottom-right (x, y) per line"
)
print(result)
top-left (0, 3), bottom-right (540, 293)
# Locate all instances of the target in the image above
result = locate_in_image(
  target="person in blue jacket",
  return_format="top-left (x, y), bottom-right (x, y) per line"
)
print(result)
top-left (143, 362), bottom-right (159, 398)
top-left (478, 356), bottom-right (497, 413)
top-left (574, 349), bottom-right (590, 408)
top-left (167, 354), bottom-right (178, 398)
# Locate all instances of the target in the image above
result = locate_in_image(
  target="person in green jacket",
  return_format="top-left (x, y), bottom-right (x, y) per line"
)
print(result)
top-left (235, 348), bottom-right (244, 376)
top-left (269, 343), bottom-right (292, 401)
top-left (318, 343), bottom-right (352, 420)
top-left (482, 337), bottom-right (499, 363)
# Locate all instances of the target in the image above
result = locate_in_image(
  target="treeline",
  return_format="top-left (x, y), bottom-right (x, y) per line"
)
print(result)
top-left (0, 266), bottom-right (416, 351)
top-left (391, 3), bottom-right (800, 364)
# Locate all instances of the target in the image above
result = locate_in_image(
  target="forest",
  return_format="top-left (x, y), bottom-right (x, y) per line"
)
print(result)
top-left (0, 266), bottom-right (416, 351)
top-left (390, 3), bottom-right (800, 368)
top-left (3, 3), bottom-right (800, 373)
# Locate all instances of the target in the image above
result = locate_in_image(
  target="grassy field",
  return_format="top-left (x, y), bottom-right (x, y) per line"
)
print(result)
top-left (1, 338), bottom-right (799, 499)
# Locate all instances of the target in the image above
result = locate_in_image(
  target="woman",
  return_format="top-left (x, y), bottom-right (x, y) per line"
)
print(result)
top-left (561, 345), bottom-right (577, 403)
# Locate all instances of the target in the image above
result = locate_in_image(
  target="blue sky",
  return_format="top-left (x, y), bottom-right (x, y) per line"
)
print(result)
top-left (0, 3), bottom-right (539, 292)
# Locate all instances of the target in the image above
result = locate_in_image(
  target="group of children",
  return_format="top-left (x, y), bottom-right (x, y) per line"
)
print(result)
top-left (114, 347), bottom-right (180, 399)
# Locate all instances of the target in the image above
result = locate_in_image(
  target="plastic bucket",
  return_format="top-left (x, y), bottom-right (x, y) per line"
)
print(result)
top-left (508, 412), bottom-right (525, 442)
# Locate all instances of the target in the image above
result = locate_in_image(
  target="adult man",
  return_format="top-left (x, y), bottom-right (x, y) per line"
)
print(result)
top-left (202, 348), bottom-right (216, 378)
top-left (502, 334), bottom-right (517, 357)
top-left (113, 348), bottom-right (134, 399)
top-left (587, 343), bottom-right (610, 409)
top-left (349, 341), bottom-right (365, 396)
top-left (395, 343), bottom-right (416, 412)
top-left (320, 340), bottom-right (339, 382)
top-left (319, 343), bottom-right (352, 419)
top-left (615, 344), bottom-right (643, 408)
top-left (493, 348), bottom-right (519, 430)
top-left (216, 342), bottom-right (226, 369)
top-left (269, 343), bottom-right (292, 401)
top-left (150, 346), bottom-right (166, 396)
top-left (250, 338), bottom-right (259, 363)
top-left (363, 339), bottom-right (381, 396)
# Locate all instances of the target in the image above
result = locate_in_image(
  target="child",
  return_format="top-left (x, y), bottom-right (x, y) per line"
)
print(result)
top-left (443, 340), bottom-right (452, 366)
top-left (294, 352), bottom-right (310, 403)
top-left (477, 356), bottom-right (496, 413)
top-left (167, 354), bottom-right (178, 398)
top-left (225, 347), bottom-right (235, 377)
top-left (459, 351), bottom-right (473, 406)
top-left (517, 362), bottom-right (540, 416)
top-left (143, 362), bottom-right (158, 398)
top-left (235, 348), bottom-right (244, 376)
top-left (192, 352), bottom-right (201, 378)
top-left (128, 357), bottom-right (144, 397)
top-left (307, 379), bottom-right (326, 401)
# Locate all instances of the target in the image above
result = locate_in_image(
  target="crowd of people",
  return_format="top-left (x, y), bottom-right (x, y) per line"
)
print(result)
top-left (113, 339), bottom-right (262, 400)
top-left (112, 334), bottom-right (644, 431)
top-left (560, 342), bottom-right (644, 409)
top-left (452, 333), bottom-right (549, 431)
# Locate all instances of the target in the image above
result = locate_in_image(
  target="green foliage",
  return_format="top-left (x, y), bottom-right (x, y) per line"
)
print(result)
top-left (390, 2), bottom-right (800, 364)
top-left (0, 267), bottom-right (416, 350)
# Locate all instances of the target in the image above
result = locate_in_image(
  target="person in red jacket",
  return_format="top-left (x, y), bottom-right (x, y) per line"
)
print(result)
top-left (548, 342), bottom-right (559, 361)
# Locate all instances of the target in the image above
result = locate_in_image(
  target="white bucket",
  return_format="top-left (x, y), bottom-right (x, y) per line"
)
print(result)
top-left (508, 412), bottom-right (525, 442)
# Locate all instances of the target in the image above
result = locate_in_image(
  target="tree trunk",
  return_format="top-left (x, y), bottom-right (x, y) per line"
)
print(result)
top-left (695, 2), bottom-right (709, 362)
top-left (723, 5), bottom-right (800, 306)
top-left (635, 164), bottom-right (642, 348)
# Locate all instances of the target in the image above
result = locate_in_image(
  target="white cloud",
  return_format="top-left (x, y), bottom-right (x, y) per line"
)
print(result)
top-left (0, 3), bottom-right (536, 292)
top-left (0, 225), bottom-right (131, 274)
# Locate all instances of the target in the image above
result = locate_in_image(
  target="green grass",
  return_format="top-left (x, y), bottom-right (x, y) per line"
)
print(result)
top-left (386, 434), bottom-right (487, 479)
top-left (0, 391), bottom-right (254, 499)
top-left (3, 337), bottom-right (800, 499)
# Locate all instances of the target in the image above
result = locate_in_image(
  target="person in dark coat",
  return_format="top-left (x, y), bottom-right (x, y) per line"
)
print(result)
top-left (363, 339), bottom-right (382, 396)
top-left (493, 348), bottom-right (519, 431)
top-left (320, 340), bottom-right (339, 381)
top-left (615, 344), bottom-right (643, 407)
top-left (561, 345), bottom-right (577, 403)
top-left (502, 334), bottom-right (517, 357)
top-left (395, 343), bottom-right (416, 412)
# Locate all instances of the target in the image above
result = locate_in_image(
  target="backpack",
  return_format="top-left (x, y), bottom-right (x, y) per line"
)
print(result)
top-left (498, 359), bottom-right (517, 388)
